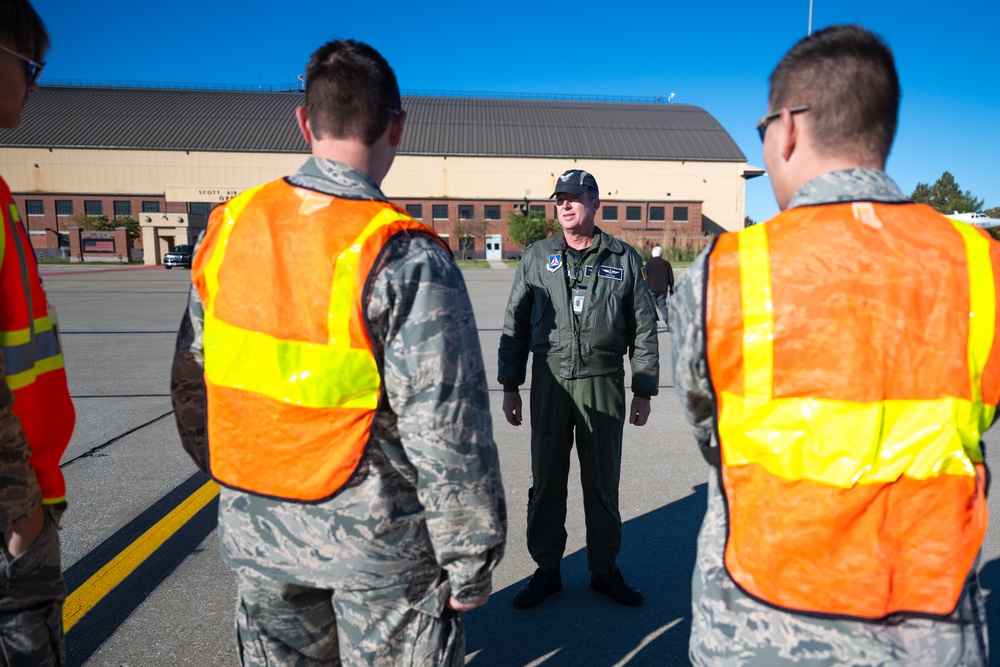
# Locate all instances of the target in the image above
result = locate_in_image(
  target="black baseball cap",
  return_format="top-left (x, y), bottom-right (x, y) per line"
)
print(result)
top-left (550, 169), bottom-right (599, 198)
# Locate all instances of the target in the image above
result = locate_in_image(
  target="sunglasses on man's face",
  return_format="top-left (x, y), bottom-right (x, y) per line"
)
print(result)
top-left (0, 43), bottom-right (45, 84)
top-left (755, 105), bottom-right (810, 142)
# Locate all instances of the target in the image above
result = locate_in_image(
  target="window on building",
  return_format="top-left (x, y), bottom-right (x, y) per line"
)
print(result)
top-left (84, 200), bottom-right (103, 216)
top-left (484, 205), bottom-right (501, 220)
top-left (405, 204), bottom-right (423, 220)
top-left (55, 200), bottom-right (73, 216)
top-left (673, 206), bottom-right (689, 222)
top-left (626, 206), bottom-right (642, 221)
top-left (142, 201), bottom-right (161, 213)
top-left (529, 205), bottom-right (546, 215)
top-left (432, 204), bottom-right (449, 220)
top-left (602, 206), bottom-right (618, 222)
top-left (113, 200), bottom-right (132, 218)
top-left (24, 199), bottom-right (43, 216)
top-left (458, 205), bottom-right (474, 220)
top-left (189, 202), bottom-right (212, 216)
top-left (649, 206), bottom-right (665, 222)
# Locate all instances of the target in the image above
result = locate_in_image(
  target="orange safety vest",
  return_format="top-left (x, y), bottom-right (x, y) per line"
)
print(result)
top-left (0, 177), bottom-right (75, 504)
top-left (194, 178), bottom-right (445, 502)
top-left (706, 202), bottom-right (1000, 620)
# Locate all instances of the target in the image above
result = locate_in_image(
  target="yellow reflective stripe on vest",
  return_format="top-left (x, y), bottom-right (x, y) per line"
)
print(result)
top-left (951, 219), bottom-right (997, 413)
top-left (202, 185), bottom-right (264, 319)
top-left (727, 222), bottom-right (988, 488)
top-left (204, 317), bottom-right (379, 408)
top-left (719, 392), bottom-right (983, 487)
top-left (738, 224), bottom-right (773, 401)
top-left (0, 315), bottom-right (53, 347)
top-left (328, 207), bottom-right (412, 345)
top-left (5, 354), bottom-right (65, 391)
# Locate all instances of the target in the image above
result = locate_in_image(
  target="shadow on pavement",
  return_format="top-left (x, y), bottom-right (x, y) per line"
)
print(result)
top-left (465, 484), bottom-right (706, 666)
top-left (978, 556), bottom-right (1000, 666)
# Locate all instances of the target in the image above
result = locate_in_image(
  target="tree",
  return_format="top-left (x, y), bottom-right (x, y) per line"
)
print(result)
top-left (451, 219), bottom-right (476, 259)
top-left (507, 210), bottom-right (558, 248)
top-left (910, 171), bottom-right (984, 215)
top-left (744, 215), bottom-right (757, 227)
top-left (69, 213), bottom-right (141, 243)
top-left (984, 206), bottom-right (1000, 219)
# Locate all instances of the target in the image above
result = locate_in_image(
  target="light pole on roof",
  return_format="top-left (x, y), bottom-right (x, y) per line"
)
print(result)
top-left (808, 0), bottom-right (814, 35)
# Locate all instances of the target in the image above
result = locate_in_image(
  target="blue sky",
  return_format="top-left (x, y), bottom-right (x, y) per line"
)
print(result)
top-left (34, 0), bottom-right (999, 223)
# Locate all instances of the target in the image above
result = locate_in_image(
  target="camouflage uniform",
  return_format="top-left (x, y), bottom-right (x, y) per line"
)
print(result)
top-left (670, 168), bottom-right (989, 666)
top-left (172, 157), bottom-right (507, 666)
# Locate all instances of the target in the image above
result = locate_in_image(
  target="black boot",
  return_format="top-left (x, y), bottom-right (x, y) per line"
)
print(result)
top-left (591, 569), bottom-right (643, 607)
top-left (512, 567), bottom-right (562, 609)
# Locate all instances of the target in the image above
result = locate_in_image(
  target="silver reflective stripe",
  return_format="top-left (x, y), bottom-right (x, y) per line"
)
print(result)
top-left (0, 327), bottom-right (58, 375)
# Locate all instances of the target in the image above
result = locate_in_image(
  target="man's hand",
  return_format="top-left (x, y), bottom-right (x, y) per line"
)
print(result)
top-left (629, 396), bottom-right (651, 426)
top-left (449, 584), bottom-right (492, 611)
top-left (4, 504), bottom-right (44, 557)
top-left (503, 391), bottom-right (523, 426)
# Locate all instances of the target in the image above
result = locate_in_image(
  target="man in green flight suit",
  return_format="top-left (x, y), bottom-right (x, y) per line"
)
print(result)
top-left (499, 168), bottom-right (659, 609)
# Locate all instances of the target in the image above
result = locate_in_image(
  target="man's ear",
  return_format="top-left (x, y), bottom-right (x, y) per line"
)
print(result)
top-left (295, 107), bottom-right (313, 145)
top-left (388, 110), bottom-right (407, 147)
top-left (778, 106), bottom-right (798, 162)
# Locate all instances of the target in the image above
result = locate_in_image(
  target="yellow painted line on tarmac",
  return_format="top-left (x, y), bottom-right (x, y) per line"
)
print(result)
top-left (63, 479), bottom-right (220, 632)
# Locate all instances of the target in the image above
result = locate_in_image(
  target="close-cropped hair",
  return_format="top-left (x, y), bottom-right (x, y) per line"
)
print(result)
top-left (769, 25), bottom-right (899, 163)
top-left (304, 40), bottom-right (401, 146)
top-left (0, 0), bottom-right (49, 63)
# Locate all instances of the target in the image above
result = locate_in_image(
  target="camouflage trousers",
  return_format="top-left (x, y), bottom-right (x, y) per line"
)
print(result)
top-left (0, 506), bottom-right (66, 667)
top-left (234, 567), bottom-right (464, 667)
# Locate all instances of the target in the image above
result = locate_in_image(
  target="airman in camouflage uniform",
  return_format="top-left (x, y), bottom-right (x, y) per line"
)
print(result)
top-left (671, 26), bottom-right (991, 666)
top-left (0, 3), bottom-right (71, 665)
top-left (171, 41), bottom-right (506, 667)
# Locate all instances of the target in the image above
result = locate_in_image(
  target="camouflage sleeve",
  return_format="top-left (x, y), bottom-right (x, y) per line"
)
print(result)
top-left (170, 284), bottom-right (209, 473)
top-left (668, 248), bottom-right (719, 465)
top-left (497, 252), bottom-right (533, 390)
top-left (626, 247), bottom-right (660, 397)
top-left (0, 352), bottom-right (42, 529)
top-left (369, 232), bottom-right (507, 603)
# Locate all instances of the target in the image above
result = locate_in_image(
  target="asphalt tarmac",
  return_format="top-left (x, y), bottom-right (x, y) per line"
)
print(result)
top-left (41, 263), bottom-right (1000, 667)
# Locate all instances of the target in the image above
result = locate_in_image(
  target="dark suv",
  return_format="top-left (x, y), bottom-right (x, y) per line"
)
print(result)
top-left (163, 245), bottom-right (194, 269)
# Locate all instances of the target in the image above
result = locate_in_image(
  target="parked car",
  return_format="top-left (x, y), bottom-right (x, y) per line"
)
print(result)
top-left (163, 245), bottom-right (194, 269)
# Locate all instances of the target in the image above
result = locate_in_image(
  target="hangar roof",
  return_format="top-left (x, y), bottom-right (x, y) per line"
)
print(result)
top-left (0, 86), bottom-right (747, 163)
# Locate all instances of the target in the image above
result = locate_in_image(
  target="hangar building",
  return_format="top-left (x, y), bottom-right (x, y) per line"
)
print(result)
top-left (0, 85), bottom-right (761, 264)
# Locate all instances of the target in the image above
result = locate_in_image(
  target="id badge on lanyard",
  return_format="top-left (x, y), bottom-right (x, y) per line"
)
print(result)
top-left (572, 287), bottom-right (586, 313)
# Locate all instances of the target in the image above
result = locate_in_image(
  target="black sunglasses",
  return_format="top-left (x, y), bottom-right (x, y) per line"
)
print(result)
top-left (0, 43), bottom-right (44, 84)
top-left (755, 105), bottom-right (810, 142)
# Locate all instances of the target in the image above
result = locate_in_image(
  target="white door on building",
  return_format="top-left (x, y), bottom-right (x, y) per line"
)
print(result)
top-left (485, 234), bottom-right (502, 260)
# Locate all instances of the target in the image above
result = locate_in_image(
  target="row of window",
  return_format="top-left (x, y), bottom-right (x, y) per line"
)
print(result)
top-left (22, 200), bottom-right (216, 218)
top-left (402, 203), bottom-right (689, 223)
top-left (25, 199), bottom-right (689, 224)
top-left (602, 205), bottom-right (688, 222)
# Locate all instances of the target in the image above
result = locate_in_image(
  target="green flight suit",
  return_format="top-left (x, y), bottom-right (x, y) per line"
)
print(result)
top-left (499, 229), bottom-right (659, 574)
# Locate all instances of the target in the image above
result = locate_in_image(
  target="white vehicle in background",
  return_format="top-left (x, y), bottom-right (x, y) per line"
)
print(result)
top-left (948, 211), bottom-right (1000, 230)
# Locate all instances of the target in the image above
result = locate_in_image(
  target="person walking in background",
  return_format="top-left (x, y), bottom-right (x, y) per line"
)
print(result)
top-left (499, 168), bottom-right (658, 609)
top-left (672, 25), bottom-right (1000, 665)
top-left (171, 39), bottom-right (506, 666)
top-left (0, 1), bottom-right (75, 663)
top-left (643, 245), bottom-right (673, 331)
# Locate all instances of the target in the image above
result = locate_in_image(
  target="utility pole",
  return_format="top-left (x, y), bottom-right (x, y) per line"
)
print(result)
top-left (808, 0), bottom-right (814, 35)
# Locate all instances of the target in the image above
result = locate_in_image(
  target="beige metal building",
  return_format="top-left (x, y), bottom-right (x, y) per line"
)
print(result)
top-left (0, 86), bottom-right (761, 263)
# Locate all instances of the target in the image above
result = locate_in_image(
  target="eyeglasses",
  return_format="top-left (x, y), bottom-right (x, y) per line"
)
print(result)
top-left (755, 105), bottom-right (809, 142)
top-left (0, 42), bottom-right (44, 84)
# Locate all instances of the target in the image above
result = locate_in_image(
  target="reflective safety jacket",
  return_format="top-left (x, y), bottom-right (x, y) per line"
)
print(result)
top-left (0, 177), bottom-right (75, 504)
top-left (706, 202), bottom-right (1000, 620)
top-left (194, 179), bottom-right (444, 502)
